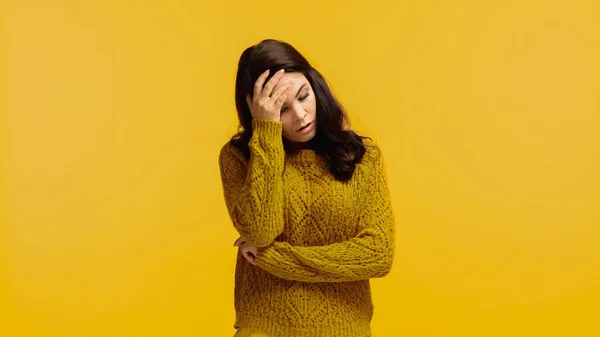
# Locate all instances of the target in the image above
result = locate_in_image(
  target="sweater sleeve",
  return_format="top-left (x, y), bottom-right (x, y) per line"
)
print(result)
top-left (254, 144), bottom-right (396, 282)
top-left (218, 119), bottom-right (286, 248)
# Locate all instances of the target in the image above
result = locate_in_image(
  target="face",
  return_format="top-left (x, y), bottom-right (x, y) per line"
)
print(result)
top-left (272, 72), bottom-right (317, 143)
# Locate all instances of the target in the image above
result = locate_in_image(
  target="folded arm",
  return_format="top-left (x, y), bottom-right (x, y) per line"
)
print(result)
top-left (254, 144), bottom-right (396, 282)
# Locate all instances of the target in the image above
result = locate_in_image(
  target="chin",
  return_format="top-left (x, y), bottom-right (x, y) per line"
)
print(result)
top-left (295, 132), bottom-right (316, 143)
top-left (285, 133), bottom-right (315, 145)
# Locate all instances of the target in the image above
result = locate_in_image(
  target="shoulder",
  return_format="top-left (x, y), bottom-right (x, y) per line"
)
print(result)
top-left (360, 137), bottom-right (384, 164)
top-left (219, 141), bottom-right (248, 168)
top-left (351, 138), bottom-right (388, 186)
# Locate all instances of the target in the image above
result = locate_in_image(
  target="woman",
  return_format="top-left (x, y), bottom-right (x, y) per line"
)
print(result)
top-left (219, 39), bottom-right (396, 337)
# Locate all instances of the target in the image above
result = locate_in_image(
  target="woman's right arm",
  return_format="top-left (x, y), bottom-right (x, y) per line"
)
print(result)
top-left (219, 119), bottom-right (286, 248)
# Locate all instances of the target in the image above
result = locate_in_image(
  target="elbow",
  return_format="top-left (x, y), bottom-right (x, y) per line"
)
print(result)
top-left (376, 230), bottom-right (396, 277)
top-left (372, 250), bottom-right (395, 278)
top-left (382, 256), bottom-right (394, 277)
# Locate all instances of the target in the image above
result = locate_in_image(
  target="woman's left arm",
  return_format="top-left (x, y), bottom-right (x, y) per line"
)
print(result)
top-left (254, 147), bottom-right (396, 283)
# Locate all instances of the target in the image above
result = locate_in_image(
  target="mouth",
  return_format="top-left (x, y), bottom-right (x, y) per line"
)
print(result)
top-left (297, 121), bottom-right (313, 132)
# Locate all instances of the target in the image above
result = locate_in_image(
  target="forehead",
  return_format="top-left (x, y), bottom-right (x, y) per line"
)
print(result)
top-left (273, 72), bottom-right (310, 91)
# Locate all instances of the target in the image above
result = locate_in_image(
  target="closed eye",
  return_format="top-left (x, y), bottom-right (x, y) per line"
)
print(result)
top-left (280, 93), bottom-right (310, 113)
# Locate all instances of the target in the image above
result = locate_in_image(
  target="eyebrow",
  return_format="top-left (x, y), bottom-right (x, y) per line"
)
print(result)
top-left (296, 83), bottom-right (308, 98)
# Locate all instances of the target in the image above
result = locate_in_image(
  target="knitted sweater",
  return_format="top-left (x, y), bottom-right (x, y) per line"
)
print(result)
top-left (219, 119), bottom-right (396, 337)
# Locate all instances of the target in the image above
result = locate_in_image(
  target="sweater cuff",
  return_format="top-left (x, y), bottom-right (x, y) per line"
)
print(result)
top-left (252, 118), bottom-right (283, 137)
top-left (251, 119), bottom-right (284, 153)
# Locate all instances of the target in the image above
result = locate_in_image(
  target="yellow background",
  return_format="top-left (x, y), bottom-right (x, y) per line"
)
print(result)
top-left (2, 0), bottom-right (600, 336)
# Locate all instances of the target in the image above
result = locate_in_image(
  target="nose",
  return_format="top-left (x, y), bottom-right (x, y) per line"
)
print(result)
top-left (290, 103), bottom-right (307, 121)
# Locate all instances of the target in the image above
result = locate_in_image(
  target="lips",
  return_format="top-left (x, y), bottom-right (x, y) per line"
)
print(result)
top-left (297, 121), bottom-right (313, 132)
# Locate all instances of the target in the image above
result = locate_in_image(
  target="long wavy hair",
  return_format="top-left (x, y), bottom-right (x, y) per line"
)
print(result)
top-left (231, 39), bottom-right (368, 181)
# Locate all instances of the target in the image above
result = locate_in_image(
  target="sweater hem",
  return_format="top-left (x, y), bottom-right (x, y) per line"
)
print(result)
top-left (235, 314), bottom-right (372, 337)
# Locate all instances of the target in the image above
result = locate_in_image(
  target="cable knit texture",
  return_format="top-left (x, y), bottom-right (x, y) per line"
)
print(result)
top-left (219, 119), bottom-right (396, 337)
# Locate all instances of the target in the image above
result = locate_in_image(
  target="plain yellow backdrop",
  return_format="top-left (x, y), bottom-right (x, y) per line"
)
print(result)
top-left (2, 0), bottom-right (600, 336)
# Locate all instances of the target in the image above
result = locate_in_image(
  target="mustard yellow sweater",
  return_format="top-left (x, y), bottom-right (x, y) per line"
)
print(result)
top-left (219, 119), bottom-right (396, 337)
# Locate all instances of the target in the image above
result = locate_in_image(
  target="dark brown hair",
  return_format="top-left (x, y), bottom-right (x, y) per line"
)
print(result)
top-left (231, 39), bottom-right (368, 181)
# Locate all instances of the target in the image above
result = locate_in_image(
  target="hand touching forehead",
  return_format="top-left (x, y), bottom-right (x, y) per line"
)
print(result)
top-left (273, 73), bottom-right (310, 101)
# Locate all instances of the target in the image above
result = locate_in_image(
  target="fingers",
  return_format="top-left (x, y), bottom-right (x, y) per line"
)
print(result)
top-left (253, 69), bottom-right (270, 99)
top-left (270, 78), bottom-right (295, 102)
top-left (237, 241), bottom-right (257, 265)
top-left (233, 237), bottom-right (245, 247)
top-left (260, 69), bottom-right (285, 99)
top-left (242, 250), bottom-right (256, 265)
top-left (272, 80), bottom-right (295, 111)
top-left (234, 237), bottom-right (257, 265)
